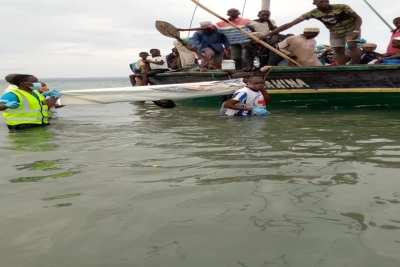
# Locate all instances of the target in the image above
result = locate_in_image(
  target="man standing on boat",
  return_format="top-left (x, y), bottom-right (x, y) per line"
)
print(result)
top-left (216, 8), bottom-right (256, 70)
top-left (376, 37), bottom-right (400, 63)
top-left (252, 10), bottom-right (277, 38)
top-left (278, 27), bottom-right (322, 66)
top-left (386, 17), bottom-right (400, 55)
top-left (189, 22), bottom-right (231, 71)
top-left (265, 0), bottom-right (362, 65)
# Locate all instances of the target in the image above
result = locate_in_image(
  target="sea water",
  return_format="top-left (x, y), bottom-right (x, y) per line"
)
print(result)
top-left (0, 77), bottom-right (399, 267)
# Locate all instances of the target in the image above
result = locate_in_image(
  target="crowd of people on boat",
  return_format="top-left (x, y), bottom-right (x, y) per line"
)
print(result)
top-left (129, 0), bottom-right (400, 87)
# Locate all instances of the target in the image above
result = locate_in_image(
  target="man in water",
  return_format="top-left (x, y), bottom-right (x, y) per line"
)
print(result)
top-left (223, 76), bottom-right (271, 116)
top-left (216, 8), bottom-right (255, 70)
top-left (0, 74), bottom-right (61, 130)
top-left (3, 74), bottom-right (19, 94)
top-left (189, 21), bottom-right (231, 71)
top-left (278, 27), bottom-right (322, 66)
top-left (265, 0), bottom-right (362, 65)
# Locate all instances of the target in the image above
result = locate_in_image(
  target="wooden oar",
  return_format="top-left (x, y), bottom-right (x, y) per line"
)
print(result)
top-left (155, 20), bottom-right (219, 70)
top-left (190, 0), bottom-right (302, 67)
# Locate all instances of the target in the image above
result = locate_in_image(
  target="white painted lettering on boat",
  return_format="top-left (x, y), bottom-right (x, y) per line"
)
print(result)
top-left (265, 79), bottom-right (310, 89)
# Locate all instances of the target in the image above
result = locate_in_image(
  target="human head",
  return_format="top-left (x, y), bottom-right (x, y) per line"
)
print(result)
top-left (247, 76), bottom-right (265, 91)
top-left (139, 52), bottom-right (149, 59)
top-left (199, 21), bottom-right (215, 33)
top-left (258, 10), bottom-right (271, 22)
top-left (392, 37), bottom-right (400, 49)
top-left (361, 42), bottom-right (377, 52)
top-left (303, 27), bottom-right (320, 39)
top-left (150, 49), bottom-right (160, 57)
top-left (393, 17), bottom-right (400, 29)
top-left (227, 8), bottom-right (240, 19)
top-left (5, 73), bottom-right (19, 84)
top-left (10, 74), bottom-right (41, 90)
top-left (313, 0), bottom-right (330, 11)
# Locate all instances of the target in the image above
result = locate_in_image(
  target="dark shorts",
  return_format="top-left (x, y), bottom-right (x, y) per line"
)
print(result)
top-left (7, 123), bottom-right (49, 131)
top-left (144, 69), bottom-right (169, 77)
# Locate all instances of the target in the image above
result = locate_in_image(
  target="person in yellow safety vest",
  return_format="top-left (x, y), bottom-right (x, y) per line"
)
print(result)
top-left (0, 74), bottom-right (62, 131)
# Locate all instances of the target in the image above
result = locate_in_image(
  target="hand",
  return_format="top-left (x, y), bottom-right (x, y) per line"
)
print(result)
top-left (5, 101), bottom-right (20, 109)
top-left (252, 108), bottom-right (270, 115)
top-left (41, 91), bottom-right (52, 97)
top-left (260, 65), bottom-right (276, 72)
top-left (47, 90), bottom-right (62, 99)
top-left (350, 31), bottom-right (360, 40)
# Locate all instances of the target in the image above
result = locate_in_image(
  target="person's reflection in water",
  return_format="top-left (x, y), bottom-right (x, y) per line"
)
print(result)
top-left (7, 127), bottom-right (57, 152)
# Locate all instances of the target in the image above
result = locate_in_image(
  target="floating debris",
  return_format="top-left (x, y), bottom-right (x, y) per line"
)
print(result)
top-left (42, 193), bottom-right (81, 201)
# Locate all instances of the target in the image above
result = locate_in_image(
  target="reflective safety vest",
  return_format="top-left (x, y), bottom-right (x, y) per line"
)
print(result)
top-left (2, 88), bottom-right (49, 126)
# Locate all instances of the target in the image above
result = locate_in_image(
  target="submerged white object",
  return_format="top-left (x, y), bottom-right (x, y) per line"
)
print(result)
top-left (61, 79), bottom-right (243, 105)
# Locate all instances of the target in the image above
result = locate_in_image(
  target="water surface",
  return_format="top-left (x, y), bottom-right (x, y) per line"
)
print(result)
top-left (0, 78), bottom-right (399, 266)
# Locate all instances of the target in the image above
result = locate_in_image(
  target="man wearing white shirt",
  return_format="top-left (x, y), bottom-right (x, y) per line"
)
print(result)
top-left (252, 10), bottom-right (277, 38)
top-left (141, 49), bottom-right (169, 85)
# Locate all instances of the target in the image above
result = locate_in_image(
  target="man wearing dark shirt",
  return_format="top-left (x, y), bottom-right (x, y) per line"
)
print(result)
top-left (189, 21), bottom-right (231, 70)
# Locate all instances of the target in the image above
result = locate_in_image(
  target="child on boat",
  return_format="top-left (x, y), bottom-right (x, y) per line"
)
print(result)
top-left (223, 76), bottom-right (271, 116)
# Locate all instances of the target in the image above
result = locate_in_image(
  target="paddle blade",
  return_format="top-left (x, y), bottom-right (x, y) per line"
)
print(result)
top-left (155, 20), bottom-right (180, 39)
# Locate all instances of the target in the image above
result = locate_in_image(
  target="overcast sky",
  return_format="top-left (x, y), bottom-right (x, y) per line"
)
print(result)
top-left (0, 0), bottom-right (395, 78)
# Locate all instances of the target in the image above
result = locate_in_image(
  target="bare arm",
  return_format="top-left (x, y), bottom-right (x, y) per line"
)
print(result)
top-left (264, 18), bottom-right (304, 38)
top-left (348, 12), bottom-right (362, 40)
top-left (248, 25), bottom-right (256, 32)
top-left (266, 19), bottom-right (277, 31)
top-left (0, 104), bottom-right (7, 111)
top-left (350, 12), bottom-right (362, 31)
top-left (147, 60), bottom-right (165, 65)
top-left (259, 88), bottom-right (272, 104)
top-left (46, 98), bottom-right (58, 109)
top-left (376, 54), bottom-right (400, 63)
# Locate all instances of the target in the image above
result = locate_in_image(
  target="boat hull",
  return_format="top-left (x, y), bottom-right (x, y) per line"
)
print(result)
top-left (177, 92), bottom-right (400, 109)
top-left (150, 65), bottom-right (400, 108)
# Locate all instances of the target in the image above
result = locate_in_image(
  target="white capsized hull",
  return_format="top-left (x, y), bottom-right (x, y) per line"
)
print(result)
top-left (61, 79), bottom-right (243, 105)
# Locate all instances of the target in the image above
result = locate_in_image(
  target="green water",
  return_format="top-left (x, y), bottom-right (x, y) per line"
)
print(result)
top-left (0, 78), bottom-right (400, 266)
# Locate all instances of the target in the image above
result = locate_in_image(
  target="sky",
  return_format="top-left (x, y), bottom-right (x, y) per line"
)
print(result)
top-left (0, 0), bottom-right (396, 78)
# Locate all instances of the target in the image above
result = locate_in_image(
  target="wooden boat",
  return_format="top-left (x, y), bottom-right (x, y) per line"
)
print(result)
top-left (149, 64), bottom-right (400, 109)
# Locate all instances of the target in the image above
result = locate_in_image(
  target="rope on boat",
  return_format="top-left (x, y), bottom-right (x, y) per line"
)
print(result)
top-left (241, 0), bottom-right (247, 17)
top-left (211, 70), bottom-right (216, 79)
top-left (263, 68), bottom-right (273, 80)
top-left (187, 0), bottom-right (199, 38)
